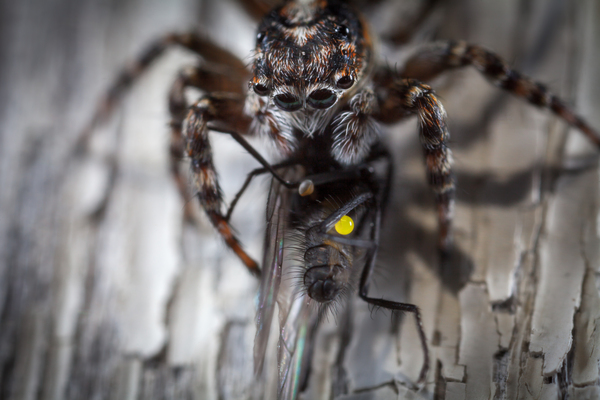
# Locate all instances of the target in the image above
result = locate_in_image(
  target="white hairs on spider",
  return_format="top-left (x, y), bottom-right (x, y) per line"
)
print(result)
top-left (332, 113), bottom-right (381, 165)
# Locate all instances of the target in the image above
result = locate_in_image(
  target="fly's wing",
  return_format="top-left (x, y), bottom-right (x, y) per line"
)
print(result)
top-left (275, 176), bottom-right (318, 399)
top-left (277, 292), bottom-right (316, 400)
top-left (254, 168), bottom-right (293, 375)
top-left (253, 165), bottom-right (317, 399)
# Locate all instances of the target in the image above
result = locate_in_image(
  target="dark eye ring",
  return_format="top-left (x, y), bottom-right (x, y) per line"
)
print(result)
top-left (307, 89), bottom-right (337, 109)
top-left (336, 25), bottom-right (350, 37)
top-left (336, 76), bottom-right (354, 89)
top-left (253, 83), bottom-right (269, 96)
top-left (274, 93), bottom-right (303, 112)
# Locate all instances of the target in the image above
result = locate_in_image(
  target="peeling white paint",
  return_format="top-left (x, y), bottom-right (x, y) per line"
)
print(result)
top-left (530, 170), bottom-right (594, 374)
top-left (458, 283), bottom-right (498, 399)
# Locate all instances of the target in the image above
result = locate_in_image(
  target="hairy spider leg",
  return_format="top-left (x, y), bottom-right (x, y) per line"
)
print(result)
top-left (77, 30), bottom-right (291, 276)
top-left (400, 40), bottom-right (600, 147)
top-left (376, 78), bottom-right (454, 251)
top-left (330, 87), bottom-right (382, 165)
top-left (76, 32), bottom-right (248, 153)
top-left (179, 95), bottom-right (311, 277)
top-left (169, 65), bottom-right (248, 221)
top-left (235, 0), bottom-right (278, 21)
top-left (181, 111), bottom-right (305, 277)
top-left (385, 0), bottom-right (443, 45)
top-left (182, 94), bottom-right (269, 276)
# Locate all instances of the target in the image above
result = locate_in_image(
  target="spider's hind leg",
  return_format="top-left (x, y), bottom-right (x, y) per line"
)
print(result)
top-left (78, 32), bottom-right (248, 152)
top-left (384, 0), bottom-right (443, 45)
top-left (400, 40), bottom-right (600, 147)
top-left (234, 0), bottom-right (277, 20)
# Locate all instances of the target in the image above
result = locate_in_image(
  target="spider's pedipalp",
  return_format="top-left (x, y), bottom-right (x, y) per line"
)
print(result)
top-left (331, 87), bottom-right (381, 165)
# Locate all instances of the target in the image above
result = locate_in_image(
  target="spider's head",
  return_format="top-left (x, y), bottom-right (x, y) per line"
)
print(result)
top-left (249, 0), bottom-right (372, 114)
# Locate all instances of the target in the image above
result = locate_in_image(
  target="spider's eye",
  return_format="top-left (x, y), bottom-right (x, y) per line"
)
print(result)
top-left (335, 215), bottom-right (354, 235)
top-left (336, 25), bottom-right (350, 37)
top-left (274, 93), bottom-right (303, 111)
top-left (307, 89), bottom-right (337, 109)
top-left (256, 31), bottom-right (266, 43)
top-left (253, 83), bottom-right (269, 96)
top-left (336, 76), bottom-right (354, 89)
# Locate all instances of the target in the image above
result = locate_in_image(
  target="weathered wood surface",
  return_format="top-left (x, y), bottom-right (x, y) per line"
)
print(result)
top-left (0, 0), bottom-right (599, 399)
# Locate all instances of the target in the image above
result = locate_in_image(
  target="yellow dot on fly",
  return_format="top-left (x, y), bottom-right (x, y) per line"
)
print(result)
top-left (335, 215), bottom-right (354, 235)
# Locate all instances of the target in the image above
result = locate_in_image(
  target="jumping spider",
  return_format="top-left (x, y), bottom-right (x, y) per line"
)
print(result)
top-left (82, 0), bottom-right (600, 390)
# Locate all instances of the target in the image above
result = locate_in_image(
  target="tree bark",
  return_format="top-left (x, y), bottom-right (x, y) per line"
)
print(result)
top-left (0, 0), bottom-right (598, 399)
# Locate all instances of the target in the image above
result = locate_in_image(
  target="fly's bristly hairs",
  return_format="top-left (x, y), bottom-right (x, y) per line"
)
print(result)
top-left (283, 188), bottom-right (371, 323)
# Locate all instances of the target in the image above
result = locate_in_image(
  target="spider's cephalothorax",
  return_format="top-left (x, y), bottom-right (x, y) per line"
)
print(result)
top-left (246, 0), bottom-right (377, 161)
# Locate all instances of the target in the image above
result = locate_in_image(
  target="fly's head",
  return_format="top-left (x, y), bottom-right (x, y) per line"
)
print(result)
top-left (248, 0), bottom-right (372, 136)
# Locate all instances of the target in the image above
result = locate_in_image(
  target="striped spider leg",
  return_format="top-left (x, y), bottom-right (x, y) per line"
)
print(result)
top-left (79, 31), bottom-right (297, 277)
top-left (364, 43), bottom-right (600, 250)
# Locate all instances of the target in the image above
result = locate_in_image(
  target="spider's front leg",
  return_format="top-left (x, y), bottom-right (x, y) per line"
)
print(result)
top-left (180, 92), bottom-right (264, 276)
top-left (376, 77), bottom-right (454, 250)
top-left (178, 88), bottom-right (296, 277)
top-left (400, 40), bottom-right (600, 146)
top-left (168, 64), bottom-right (247, 222)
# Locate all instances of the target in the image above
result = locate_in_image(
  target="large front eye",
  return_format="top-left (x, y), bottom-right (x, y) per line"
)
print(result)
top-left (336, 76), bottom-right (354, 89)
top-left (274, 93), bottom-right (302, 111)
top-left (253, 83), bottom-right (269, 96)
top-left (307, 89), bottom-right (337, 109)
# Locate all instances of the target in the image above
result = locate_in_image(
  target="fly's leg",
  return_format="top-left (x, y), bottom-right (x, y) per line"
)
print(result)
top-left (307, 192), bottom-right (375, 248)
top-left (77, 32), bottom-right (248, 152)
top-left (225, 166), bottom-right (277, 222)
top-left (364, 145), bottom-right (394, 217)
top-left (400, 40), bottom-right (600, 147)
top-left (358, 293), bottom-right (429, 384)
top-left (225, 159), bottom-right (302, 222)
top-left (306, 159), bottom-right (429, 382)
top-left (377, 78), bottom-right (454, 250)
top-left (359, 200), bottom-right (430, 384)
